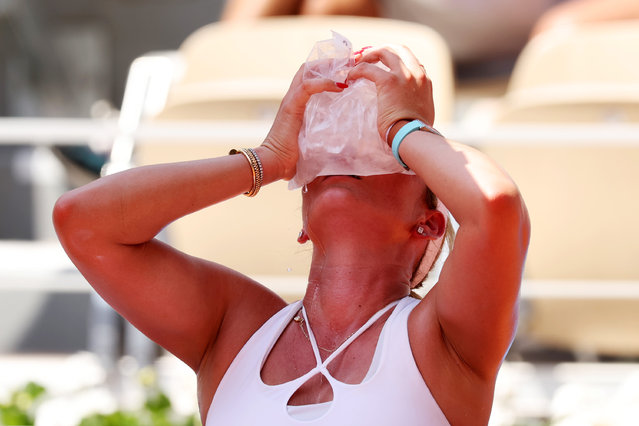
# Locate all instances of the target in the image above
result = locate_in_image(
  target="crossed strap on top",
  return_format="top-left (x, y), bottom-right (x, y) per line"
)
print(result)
top-left (298, 299), bottom-right (402, 382)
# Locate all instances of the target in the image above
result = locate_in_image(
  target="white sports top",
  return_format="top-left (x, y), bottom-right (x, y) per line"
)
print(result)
top-left (205, 296), bottom-right (450, 425)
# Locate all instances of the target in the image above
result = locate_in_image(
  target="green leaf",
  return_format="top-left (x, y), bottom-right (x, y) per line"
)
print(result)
top-left (0, 404), bottom-right (34, 425)
top-left (78, 411), bottom-right (141, 426)
top-left (23, 382), bottom-right (46, 400)
top-left (144, 391), bottom-right (171, 413)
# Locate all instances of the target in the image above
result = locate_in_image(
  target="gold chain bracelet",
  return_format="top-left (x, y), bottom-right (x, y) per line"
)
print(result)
top-left (229, 148), bottom-right (263, 197)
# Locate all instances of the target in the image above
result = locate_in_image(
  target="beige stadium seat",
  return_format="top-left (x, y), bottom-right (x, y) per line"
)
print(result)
top-left (109, 16), bottom-right (454, 301)
top-left (156, 16), bottom-right (454, 124)
top-left (500, 20), bottom-right (639, 123)
top-left (479, 21), bottom-right (639, 357)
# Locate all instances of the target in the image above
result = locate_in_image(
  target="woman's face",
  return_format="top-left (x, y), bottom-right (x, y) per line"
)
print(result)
top-left (301, 173), bottom-right (429, 240)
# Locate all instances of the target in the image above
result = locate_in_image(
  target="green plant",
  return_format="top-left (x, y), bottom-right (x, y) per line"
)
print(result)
top-left (0, 381), bottom-right (46, 426)
top-left (77, 398), bottom-right (201, 426)
top-left (78, 366), bottom-right (201, 426)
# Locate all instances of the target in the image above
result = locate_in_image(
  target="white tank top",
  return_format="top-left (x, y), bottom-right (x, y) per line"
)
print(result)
top-left (205, 296), bottom-right (450, 425)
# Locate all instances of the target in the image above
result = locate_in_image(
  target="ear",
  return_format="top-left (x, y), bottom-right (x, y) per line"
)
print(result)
top-left (412, 210), bottom-right (446, 240)
top-left (297, 229), bottom-right (310, 244)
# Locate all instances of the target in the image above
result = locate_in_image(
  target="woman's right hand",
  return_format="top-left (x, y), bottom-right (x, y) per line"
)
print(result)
top-left (261, 63), bottom-right (346, 180)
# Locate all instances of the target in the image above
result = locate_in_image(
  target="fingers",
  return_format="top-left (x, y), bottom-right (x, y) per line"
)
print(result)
top-left (287, 76), bottom-right (345, 115)
top-left (346, 61), bottom-right (390, 86)
top-left (350, 45), bottom-right (433, 101)
top-left (283, 64), bottom-right (346, 113)
top-left (264, 64), bottom-right (348, 180)
top-left (355, 45), bottom-right (402, 69)
top-left (295, 45), bottom-right (425, 95)
top-left (303, 77), bottom-right (348, 96)
top-left (346, 44), bottom-right (436, 134)
top-left (346, 44), bottom-right (428, 93)
top-left (355, 45), bottom-right (424, 76)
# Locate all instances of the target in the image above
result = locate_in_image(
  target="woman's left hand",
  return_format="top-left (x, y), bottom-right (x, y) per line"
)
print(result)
top-left (346, 45), bottom-right (435, 141)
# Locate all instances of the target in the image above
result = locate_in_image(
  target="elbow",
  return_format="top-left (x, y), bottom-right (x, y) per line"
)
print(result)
top-left (53, 191), bottom-right (94, 255)
top-left (484, 182), bottom-right (525, 219)
top-left (482, 184), bottom-right (531, 251)
top-left (52, 192), bottom-right (75, 238)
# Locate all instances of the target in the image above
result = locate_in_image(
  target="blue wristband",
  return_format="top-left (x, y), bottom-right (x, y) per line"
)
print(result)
top-left (392, 120), bottom-right (426, 170)
top-left (391, 120), bottom-right (443, 170)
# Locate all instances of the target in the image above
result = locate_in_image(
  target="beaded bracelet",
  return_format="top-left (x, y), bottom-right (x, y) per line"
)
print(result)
top-left (229, 148), bottom-right (263, 197)
top-left (391, 120), bottom-right (443, 170)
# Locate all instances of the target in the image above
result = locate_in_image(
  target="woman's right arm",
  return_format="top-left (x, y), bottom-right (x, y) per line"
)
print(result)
top-left (53, 147), bottom-right (283, 372)
top-left (53, 66), bottom-right (344, 371)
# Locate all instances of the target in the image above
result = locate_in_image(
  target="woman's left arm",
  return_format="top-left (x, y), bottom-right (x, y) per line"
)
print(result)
top-left (349, 46), bottom-right (531, 379)
top-left (398, 128), bottom-right (530, 377)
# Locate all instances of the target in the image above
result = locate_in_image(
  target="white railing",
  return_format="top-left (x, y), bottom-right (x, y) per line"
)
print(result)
top-left (2, 240), bottom-right (638, 301)
top-left (1, 117), bottom-right (639, 147)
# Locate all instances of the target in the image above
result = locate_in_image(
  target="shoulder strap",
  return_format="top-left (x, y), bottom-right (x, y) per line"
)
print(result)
top-left (300, 299), bottom-right (402, 368)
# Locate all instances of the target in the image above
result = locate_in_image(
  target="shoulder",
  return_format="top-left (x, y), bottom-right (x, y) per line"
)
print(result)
top-left (201, 270), bottom-right (289, 370)
top-left (195, 277), bottom-right (288, 417)
top-left (407, 292), bottom-right (498, 426)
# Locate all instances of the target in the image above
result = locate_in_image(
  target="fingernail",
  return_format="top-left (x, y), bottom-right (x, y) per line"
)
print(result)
top-left (354, 46), bottom-right (372, 53)
top-left (336, 82), bottom-right (348, 89)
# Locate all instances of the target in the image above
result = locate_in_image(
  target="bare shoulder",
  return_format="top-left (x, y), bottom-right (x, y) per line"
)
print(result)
top-left (406, 192), bottom-right (528, 423)
top-left (193, 258), bottom-right (288, 367)
top-left (407, 292), bottom-right (497, 426)
top-left (195, 269), bottom-right (287, 420)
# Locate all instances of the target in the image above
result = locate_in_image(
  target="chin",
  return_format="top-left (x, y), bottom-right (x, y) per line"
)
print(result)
top-left (305, 181), bottom-right (357, 215)
top-left (321, 175), bottom-right (362, 182)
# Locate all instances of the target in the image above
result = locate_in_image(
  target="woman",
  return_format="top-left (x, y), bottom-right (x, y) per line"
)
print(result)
top-left (54, 46), bottom-right (530, 425)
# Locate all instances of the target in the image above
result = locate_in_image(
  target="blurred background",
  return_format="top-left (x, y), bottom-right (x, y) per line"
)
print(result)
top-left (1, 0), bottom-right (638, 424)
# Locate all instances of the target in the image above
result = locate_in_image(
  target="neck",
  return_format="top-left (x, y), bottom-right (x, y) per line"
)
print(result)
top-left (301, 239), bottom-right (413, 342)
